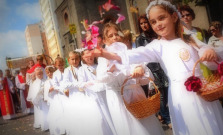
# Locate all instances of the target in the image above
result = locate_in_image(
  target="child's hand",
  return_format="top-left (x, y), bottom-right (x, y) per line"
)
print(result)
top-left (107, 65), bottom-right (117, 73)
top-left (83, 48), bottom-right (103, 59)
top-left (200, 49), bottom-right (218, 62)
top-left (131, 66), bottom-right (144, 78)
top-left (64, 89), bottom-right (69, 97)
top-left (93, 48), bottom-right (103, 57)
top-left (49, 87), bottom-right (54, 92)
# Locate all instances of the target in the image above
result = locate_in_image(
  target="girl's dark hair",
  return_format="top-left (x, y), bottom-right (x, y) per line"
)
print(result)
top-left (138, 14), bottom-right (157, 39)
top-left (179, 5), bottom-right (195, 20)
top-left (81, 50), bottom-right (97, 64)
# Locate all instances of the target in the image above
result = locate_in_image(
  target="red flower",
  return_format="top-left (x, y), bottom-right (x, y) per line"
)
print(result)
top-left (217, 62), bottom-right (223, 75)
top-left (184, 76), bottom-right (202, 92)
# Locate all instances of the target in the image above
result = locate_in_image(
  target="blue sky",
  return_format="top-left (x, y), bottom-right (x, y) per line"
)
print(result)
top-left (0, 0), bottom-right (42, 73)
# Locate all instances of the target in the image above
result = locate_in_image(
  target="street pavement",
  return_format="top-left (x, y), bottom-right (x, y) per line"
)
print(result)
top-left (0, 113), bottom-right (173, 135)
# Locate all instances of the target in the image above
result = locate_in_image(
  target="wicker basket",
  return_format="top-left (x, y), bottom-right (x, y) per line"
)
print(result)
top-left (121, 77), bottom-right (160, 119)
top-left (192, 59), bottom-right (223, 101)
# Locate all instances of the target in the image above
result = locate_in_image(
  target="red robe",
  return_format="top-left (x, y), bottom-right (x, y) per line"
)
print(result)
top-left (0, 77), bottom-right (15, 117)
top-left (27, 64), bottom-right (46, 73)
top-left (17, 75), bottom-right (32, 108)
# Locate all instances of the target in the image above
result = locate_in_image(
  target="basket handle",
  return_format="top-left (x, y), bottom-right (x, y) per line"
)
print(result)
top-left (192, 59), bottom-right (219, 76)
top-left (121, 77), bottom-right (159, 97)
top-left (192, 59), bottom-right (202, 76)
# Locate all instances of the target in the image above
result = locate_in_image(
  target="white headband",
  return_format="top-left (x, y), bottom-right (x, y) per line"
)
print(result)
top-left (145, 0), bottom-right (181, 19)
top-left (75, 48), bottom-right (86, 53)
top-left (45, 65), bottom-right (55, 70)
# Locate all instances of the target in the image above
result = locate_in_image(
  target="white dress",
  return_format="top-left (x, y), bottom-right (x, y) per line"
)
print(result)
top-left (123, 38), bottom-right (223, 135)
top-left (62, 65), bottom-right (84, 135)
top-left (51, 69), bottom-right (67, 135)
top-left (31, 78), bottom-right (49, 130)
top-left (78, 64), bottom-right (115, 135)
top-left (97, 42), bottom-right (164, 135)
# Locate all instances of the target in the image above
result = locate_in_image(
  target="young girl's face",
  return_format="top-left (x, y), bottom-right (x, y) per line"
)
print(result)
top-left (104, 27), bottom-right (121, 46)
top-left (35, 71), bottom-right (43, 79)
top-left (82, 50), bottom-right (94, 66)
top-left (55, 61), bottom-right (64, 72)
top-left (46, 70), bottom-right (53, 79)
top-left (69, 54), bottom-right (80, 68)
top-left (149, 6), bottom-right (178, 40)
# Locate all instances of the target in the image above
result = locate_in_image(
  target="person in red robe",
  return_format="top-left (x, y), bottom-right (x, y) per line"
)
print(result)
top-left (0, 69), bottom-right (16, 120)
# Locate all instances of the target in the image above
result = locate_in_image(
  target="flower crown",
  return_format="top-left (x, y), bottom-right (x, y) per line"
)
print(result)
top-left (145, 0), bottom-right (180, 19)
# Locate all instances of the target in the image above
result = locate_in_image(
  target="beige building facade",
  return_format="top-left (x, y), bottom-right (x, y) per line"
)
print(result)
top-left (39, 0), bottom-right (63, 61)
top-left (25, 22), bottom-right (45, 56)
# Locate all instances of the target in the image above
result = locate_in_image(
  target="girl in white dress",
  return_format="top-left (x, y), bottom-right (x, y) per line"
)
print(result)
top-left (96, 22), bottom-right (164, 135)
top-left (92, 1), bottom-right (223, 135)
top-left (44, 66), bottom-right (56, 134)
top-left (78, 49), bottom-right (115, 135)
top-left (31, 67), bottom-right (48, 131)
top-left (51, 57), bottom-right (67, 135)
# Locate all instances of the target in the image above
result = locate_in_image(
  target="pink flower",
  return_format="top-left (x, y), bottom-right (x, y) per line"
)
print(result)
top-left (91, 25), bottom-right (99, 37)
top-left (102, 2), bottom-right (114, 11)
top-left (184, 76), bottom-right (202, 92)
top-left (102, 0), bottom-right (120, 12)
top-left (116, 14), bottom-right (125, 24)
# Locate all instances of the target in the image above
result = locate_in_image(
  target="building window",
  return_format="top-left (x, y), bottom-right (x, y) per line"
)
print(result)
top-left (64, 12), bottom-right (69, 26)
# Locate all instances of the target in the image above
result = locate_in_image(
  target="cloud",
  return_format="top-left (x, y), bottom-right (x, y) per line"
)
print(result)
top-left (16, 2), bottom-right (42, 21)
top-left (0, 30), bottom-right (28, 71)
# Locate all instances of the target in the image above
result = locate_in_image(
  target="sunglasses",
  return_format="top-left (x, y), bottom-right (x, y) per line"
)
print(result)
top-left (182, 13), bottom-right (191, 18)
